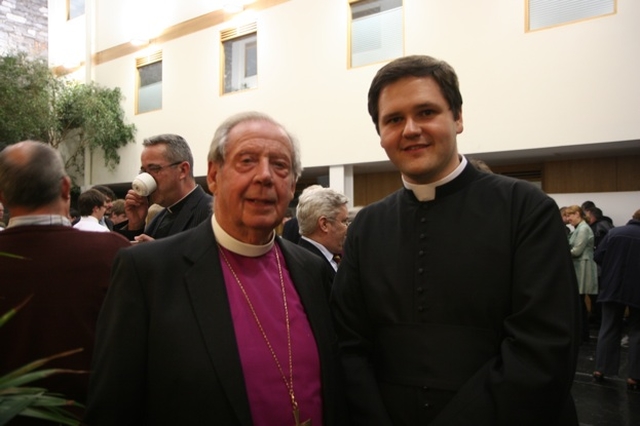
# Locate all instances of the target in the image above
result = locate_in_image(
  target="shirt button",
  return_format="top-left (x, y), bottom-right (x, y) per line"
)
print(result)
top-left (418, 306), bottom-right (424, 312)
top-left (418, 250), bottom-right (425, 256)
top-left (423, 403), bottom-right (430, 409)
top-left (420, 217), bottom-right (426, 223)
top-left (417, 287), bottom-right (423, 293)
top-left (417, 268), bottom-right (424, 274)
top-left (420, 234), bottom-right (426, 239)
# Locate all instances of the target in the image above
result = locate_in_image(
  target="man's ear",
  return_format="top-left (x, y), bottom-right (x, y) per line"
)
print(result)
top-left (178, 161), bottom-right (190, 180)
top-left (61, 176), bottom-right (72, 201)
top-left (207, 161), bottom-right (218, 194)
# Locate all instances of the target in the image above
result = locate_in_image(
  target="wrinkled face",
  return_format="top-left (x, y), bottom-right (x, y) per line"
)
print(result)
top-left (208, 120), bottom-right (296, 244)
top-left (140, 144), bottom-right (184, 207)
top-left (324, 204), bottom-right (349, 255)
top-left (378, 76), bottom-right (463, 184)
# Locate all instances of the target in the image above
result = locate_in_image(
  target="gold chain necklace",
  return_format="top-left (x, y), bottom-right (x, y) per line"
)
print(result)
top-left (219, 246), bottom-right (311, 426)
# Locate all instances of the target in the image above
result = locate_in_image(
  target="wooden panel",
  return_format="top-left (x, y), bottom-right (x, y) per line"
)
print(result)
top-left (617, 155), bottom-right (640, 191)
top-left (543, 157), bottom-right (618, 193)
top-left (354, 171), bottom-right (402, 206)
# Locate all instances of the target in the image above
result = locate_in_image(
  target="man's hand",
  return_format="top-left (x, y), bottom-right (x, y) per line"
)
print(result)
top-left (124, 189), bottom-right (150, 231)
top-left (133, 234), bottom-right (155, 243)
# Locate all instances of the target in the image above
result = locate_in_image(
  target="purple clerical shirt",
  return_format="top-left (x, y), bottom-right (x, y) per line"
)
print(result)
top-left (219, 244), bottom-right (323, 426)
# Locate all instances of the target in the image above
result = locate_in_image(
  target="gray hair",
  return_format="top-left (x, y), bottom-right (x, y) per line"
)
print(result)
top-left (0, 141), bottom-right (67, 209)
top-left (208, 111), bottom-right (303, 179)
top-left (143, 134), bottom-right (195, 178)
top-left (296, 185), bottom-right (348, 236)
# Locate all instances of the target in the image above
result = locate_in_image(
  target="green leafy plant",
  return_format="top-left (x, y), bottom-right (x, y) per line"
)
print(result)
top-left (0, 292), bottom-right (85, 425)
top-left (0, 52), bottom-right (136, 178)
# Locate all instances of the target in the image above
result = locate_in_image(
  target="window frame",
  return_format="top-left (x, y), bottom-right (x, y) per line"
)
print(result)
top-left (135, 51), bottom-right (163, 115)
top-left (220, 22), bottom-right (258, 95)
top-left (67, 0), bottom-right (85, 21)
top-left (526, 0), bottom-right (616, 32)
top-left (348, 0), bottom-right (404, 69)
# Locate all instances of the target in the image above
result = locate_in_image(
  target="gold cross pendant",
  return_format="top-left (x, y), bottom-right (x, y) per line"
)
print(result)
top-left (293, 407), bottom-right (311, 426)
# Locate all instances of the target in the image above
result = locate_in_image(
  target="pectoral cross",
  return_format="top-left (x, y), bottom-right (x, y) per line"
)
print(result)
top-left (293, 407), bottom-right (311, 426)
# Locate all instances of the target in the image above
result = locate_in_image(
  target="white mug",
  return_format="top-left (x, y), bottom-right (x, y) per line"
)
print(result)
top-left (131, 172), bottom-right (157, 197)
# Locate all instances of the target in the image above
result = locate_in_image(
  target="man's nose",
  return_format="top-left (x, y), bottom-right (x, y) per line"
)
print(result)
top-left (403, 118), bottom-right (421, 137)
top-left (253, 158), bottom-right (273, 184)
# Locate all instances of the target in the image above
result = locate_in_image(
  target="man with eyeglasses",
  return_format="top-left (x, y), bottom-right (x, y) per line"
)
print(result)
top-left (296, 184), bottom-right (349, 283)
top-left (73, 189), bottom-right (111, 233)
top-left (115, 134), bottom-right (212, 242)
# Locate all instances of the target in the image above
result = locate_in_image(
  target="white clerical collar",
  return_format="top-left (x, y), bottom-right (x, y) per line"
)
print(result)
top-left (211, 214), bottom-right (275, 257)
top-left (403, 156), bottom-right (468, 202)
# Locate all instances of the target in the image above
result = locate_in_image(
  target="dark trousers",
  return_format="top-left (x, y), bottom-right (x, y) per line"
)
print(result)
top-left (579, 294), bottom-right (591, 342)
top-left (595, 302), bottom-right (640, 379)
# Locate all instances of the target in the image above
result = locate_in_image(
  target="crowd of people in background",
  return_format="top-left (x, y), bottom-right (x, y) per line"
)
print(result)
top-left (1, 54), bottom-right (638, 425)
top-left (560, 202), bottom-right (640, 393)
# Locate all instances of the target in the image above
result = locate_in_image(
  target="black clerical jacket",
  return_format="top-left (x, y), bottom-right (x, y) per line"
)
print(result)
top-left (331, 164), bottom-right (580, 425)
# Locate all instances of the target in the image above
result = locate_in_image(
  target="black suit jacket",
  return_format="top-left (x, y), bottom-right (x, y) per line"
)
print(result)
top-left (115, 185), bottom-right (212, 240)
top-left (85, 220), bottom-right (346, 425)
top-left (298, 237), bottom-right (337, 283)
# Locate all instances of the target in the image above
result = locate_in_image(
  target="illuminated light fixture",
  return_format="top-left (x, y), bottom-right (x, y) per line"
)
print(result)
top-left (130, 38), bottom-right (150, 46)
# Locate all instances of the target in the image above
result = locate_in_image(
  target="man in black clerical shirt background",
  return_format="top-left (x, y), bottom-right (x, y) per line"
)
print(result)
top-left (115, 133), bottom-right (211, 242)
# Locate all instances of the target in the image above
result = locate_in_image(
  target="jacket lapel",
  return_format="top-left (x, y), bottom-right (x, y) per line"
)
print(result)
top-left (170, 186), bottom-right (205, 233)
top-left (182, 221), bottom-right (253, 426)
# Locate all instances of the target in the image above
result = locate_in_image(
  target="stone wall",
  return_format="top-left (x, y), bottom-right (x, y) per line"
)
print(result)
top-left (0, 0), bottom-right (48, 58)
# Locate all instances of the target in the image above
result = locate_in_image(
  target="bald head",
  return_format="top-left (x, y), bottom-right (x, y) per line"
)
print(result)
top-left (0, 141), bottom-right (70, 215)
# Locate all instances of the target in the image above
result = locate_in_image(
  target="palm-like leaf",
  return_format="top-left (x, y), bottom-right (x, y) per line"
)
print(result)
top-left (0, 297), bottom-right (85, 425)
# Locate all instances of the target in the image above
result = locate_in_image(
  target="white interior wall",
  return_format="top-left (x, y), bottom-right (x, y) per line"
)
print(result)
top-left (48, 0), bottom-right (640, 186)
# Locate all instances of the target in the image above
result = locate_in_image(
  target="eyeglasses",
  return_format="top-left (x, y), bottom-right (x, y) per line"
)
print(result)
top-left (140, 161), bottom-right (182, 174)
top-left (328, 217), bottom-right (350, 228)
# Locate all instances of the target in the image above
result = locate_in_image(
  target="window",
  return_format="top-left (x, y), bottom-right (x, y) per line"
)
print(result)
top-left (67, 0), bottom-right (85, 20)
top-left (136, 51), bottom-right (162, 114)
top-left (527, 0), bottom-right (616, 32)
top-left (349, 0), bottom-right (403, 68)
top-left (221, 23), bottom-right (258, 94)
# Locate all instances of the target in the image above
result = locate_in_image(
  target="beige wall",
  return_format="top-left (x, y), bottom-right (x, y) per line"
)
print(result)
top-left (48, 0), bottom-right (640, 187)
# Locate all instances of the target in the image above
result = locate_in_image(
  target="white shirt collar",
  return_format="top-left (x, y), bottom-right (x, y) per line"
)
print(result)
top-left (300, 236), bottom-right (337, 271)
top-left (403, 156), bottom-right (467, 202)
top-left (211, 214), bottom-right (275, 257)
top-left (82, 215), bottom-right (101, 223)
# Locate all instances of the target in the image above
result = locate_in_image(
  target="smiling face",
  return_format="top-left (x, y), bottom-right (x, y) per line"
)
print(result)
top-left (378, 76), bottom-right (463, 184)
top-left (207, 119), bottom-right (296, 244)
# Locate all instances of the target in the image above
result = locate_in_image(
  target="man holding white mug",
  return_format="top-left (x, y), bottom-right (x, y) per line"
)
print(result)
top-left (115, 134), bottom-right (212, 242)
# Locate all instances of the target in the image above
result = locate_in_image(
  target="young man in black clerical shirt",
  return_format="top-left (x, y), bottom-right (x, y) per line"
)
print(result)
top-left (331, 55), bottom-right (580, 426)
